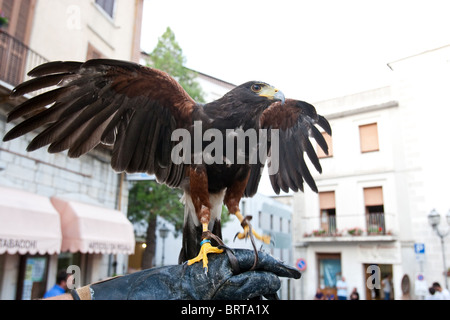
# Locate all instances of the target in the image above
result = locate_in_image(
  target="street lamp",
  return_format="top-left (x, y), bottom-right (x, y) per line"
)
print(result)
top-left (428, 209), bottom-right (450, 289)
top-left (159, 224), bottom-right (170, 266)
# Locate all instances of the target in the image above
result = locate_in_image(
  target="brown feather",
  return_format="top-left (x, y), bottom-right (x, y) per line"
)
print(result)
top-left (7, 86), bottom-right (75, 122)
top-left (5, 59), bottom-right (195, 188)
top-left (11, 73), bottom-right (76, 97)
top-left (246, 98), bottom-right (331, 195)
top-left (27, 61), bottom-right (82, 77)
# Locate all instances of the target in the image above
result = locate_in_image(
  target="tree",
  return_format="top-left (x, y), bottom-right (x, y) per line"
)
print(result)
top-left (127, 180), bottom-right (184, 269)
top-left (127, 27), bottom-right (228, 269)
top-left (128, 180), bottom-right (230, 269)
top-left (146, 26), bottom-right (205, 103)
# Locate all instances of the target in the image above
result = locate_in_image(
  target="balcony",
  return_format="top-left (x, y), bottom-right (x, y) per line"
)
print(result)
top-left (366, 212), bottom-right (386, 235)
top-left (0, 30), bottom-right (48, 90)
top-left (301, 212), bottom-right (396, 243)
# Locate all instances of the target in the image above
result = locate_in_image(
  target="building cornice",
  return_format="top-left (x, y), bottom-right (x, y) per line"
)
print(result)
top-left (324, 100), bottom-right (399, 120)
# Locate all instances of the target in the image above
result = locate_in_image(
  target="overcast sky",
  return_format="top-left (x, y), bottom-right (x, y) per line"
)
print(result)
top-left (141, 0), bottom-right (450, 102)
top-left (140, 0), bottom-right (450, 196)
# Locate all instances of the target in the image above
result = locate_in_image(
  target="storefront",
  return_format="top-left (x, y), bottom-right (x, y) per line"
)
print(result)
top-left (0, 186), bottom-right (62, 300)
top-left (0, 187), bottom-right (135, 300)
top-left (51, 196), bottom-right (135, 286)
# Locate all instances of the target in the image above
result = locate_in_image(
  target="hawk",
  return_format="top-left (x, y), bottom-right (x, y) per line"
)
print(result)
top-left (3, 59), bottom-right (331, 272)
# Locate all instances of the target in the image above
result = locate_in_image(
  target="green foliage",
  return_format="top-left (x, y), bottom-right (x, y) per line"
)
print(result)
top-left (147, 27), bottom-right (205, 103)
top-left (127, 180), bottom-right (231, 238)
top-left (127, 180), bottom-right (184, 236)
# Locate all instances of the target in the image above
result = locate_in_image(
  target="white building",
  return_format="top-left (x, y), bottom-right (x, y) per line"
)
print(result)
top-left (292, 44), bottom-right (450, 300)
top-left (194, 70), bottom-right (235, 103)
top-left (0, 0), bottom-right (143, 300)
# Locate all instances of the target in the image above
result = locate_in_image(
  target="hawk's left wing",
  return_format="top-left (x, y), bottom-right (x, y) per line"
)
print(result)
top-left (3, 59), bottom-right (198, 188)
top-left (244, 99), bottom-right (331, 196)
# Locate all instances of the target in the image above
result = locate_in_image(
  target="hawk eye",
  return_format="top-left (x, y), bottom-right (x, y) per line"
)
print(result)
top-left (251, 84), bottom-right (263, 93)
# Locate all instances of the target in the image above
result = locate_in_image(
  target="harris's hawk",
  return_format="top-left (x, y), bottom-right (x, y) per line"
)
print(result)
top-left (3, 59), bottom-right (331, 272)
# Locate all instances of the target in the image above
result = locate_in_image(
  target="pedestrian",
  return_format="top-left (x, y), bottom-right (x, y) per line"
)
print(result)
top-left (381, 274), bottom-right (392, 300)
top-left (432, 282), bottom-right (450, 300)
top-left (43, 270), bottom-right (70, 299)
top-left (425, 287), bottom-right (441, 300)
top-left (314, 288), bottom-right (325, 300)
top-left (325, 292), bottom-right (336, 300)
top-left (350, 287), bottom-right (359, 300)
top-left (336, 276), bottom-right (348, 300)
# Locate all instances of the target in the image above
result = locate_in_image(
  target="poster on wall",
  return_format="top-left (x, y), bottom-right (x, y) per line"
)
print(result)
top-left (21, 257), bottom-right (47, 300)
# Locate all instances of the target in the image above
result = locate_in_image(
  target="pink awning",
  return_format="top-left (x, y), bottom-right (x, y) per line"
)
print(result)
top-left (0, 186), bottom-right (62, 255)
top-left (51, 197), bottom-right (135, 255)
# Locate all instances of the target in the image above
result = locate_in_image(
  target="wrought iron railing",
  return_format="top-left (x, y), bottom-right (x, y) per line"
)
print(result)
top-left (0, 30), bottom-right (48, 89)
top-left (303, 212), bottom-right (389, 238)
top-left (327, 215), bottom-right (337, 235)
top-left (366, 212), bottom-right (386, 235)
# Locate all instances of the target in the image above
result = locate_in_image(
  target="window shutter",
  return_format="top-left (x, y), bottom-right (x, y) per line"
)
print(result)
top-left (363, 187), bottom-right (383, 206)
top-left (317, 132), bottom-right (333, 158)
top-left (1, 0), bottom-right (35, 44)
top-left (359, 123), bottom-right (379, 153)
top-left (319, 191), bottom-right (336, 210)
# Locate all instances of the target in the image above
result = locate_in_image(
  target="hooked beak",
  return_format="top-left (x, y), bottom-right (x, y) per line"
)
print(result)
top-left (259, 86), bottom-right (286, 105)
top-left (273, 90), bottom-right (286, 105)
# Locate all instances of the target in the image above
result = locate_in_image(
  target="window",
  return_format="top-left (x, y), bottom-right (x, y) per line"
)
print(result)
top-left (1, 0), bottom-right (35, 43)
top-left (95, 0), bottom-right (115, 18)
top-left (363, 187), bottom-right (385, 235)
top-left (258, 211), bottom-right (262, 228)
top-left (319, 191), bottom-right (336, 235)
top-left (86, 43), bottom-right (105, 60)
top-left (318, 132), bottom-right (333, 158)
top-left (359, 123), bottom-right (379, 153)
top-left (0, 0), bottom-right (36, 85)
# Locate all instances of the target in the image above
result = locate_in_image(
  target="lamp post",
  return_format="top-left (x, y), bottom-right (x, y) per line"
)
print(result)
top-left (427, 209), bottom-right (450, 289)
top-left (158, 224), bottom-right (170, 266)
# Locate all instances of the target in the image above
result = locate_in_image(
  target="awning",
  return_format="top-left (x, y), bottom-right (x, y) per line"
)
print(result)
top-left (51, 197), bottom-right (135, 255)
top-left (0, 186), bottom-right (62, 255)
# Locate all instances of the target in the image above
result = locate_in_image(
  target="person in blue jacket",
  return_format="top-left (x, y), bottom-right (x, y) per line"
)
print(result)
top-left (43, 270), bottom-right (70, 298)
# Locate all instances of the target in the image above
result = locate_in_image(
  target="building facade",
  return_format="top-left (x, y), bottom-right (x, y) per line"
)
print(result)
top-left (0, 0), bottom-right (143, 300)
top-left (292, 44), bottom-right (450, 300)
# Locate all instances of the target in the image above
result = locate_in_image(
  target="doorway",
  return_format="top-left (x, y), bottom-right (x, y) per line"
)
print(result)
top-left (317, 253), bottom-right (342, 300)
top-left (364, 263), bottom-right (394, 300)
top-left (16, 255), bottom-right (49, 300)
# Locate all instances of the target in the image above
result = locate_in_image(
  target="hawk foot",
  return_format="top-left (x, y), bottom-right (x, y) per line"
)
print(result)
top-left (234, 225), bottom-right (272, 244)
top-left (187, 239), bottom-right (224, 273)
top-left (234, 210), bottom-right (271, 244)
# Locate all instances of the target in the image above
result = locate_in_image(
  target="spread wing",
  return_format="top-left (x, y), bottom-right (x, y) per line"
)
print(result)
top-left (3, 59), bottom-right (197, 187)
top-left (245, 99), bottom-right (331, 196)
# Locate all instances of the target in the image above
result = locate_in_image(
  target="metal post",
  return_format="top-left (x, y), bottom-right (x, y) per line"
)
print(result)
top-left (428, 210), bottom-right (449, 290)
top-left (159, 224), bottom-right (170, 266)
top-left (161, 236), bottom-right (166, 267)
top-left (440, 236), bottom-right (448, 289)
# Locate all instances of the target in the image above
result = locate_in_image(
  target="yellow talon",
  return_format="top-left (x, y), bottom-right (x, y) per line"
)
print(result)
top-left (235, 226), bottom-right (250, 240)
top-left (187, 241), bottom-right (224, 272)
top-left (187, 223), bottom-right (223, 272)
top-left (234, 210), bottom-right (271, 244)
